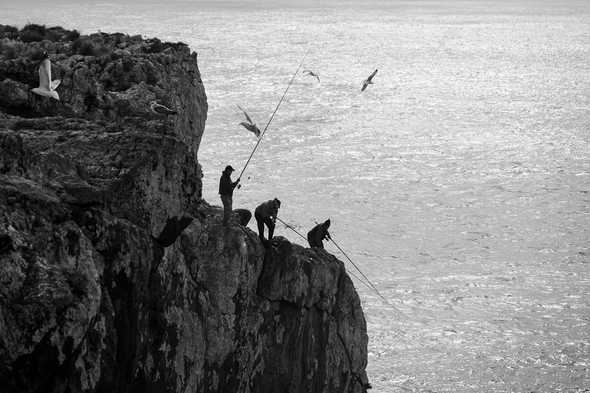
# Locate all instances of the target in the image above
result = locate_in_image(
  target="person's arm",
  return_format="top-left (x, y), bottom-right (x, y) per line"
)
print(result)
top-left (232, 178), bottom-right (240, 188)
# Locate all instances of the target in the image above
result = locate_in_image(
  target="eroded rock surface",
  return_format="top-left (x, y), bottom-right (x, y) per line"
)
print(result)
top-left (0, 25), bottom-right (368, 393)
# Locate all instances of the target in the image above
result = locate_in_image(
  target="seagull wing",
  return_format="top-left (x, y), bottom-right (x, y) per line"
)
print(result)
top-left (361, 80), bottom-right (369, 92)
top-left (367, 69), bottom-right (378, 82)
top-left (38, 59), bottom-right (51, 90)
top-left (237, 105), bottom-right (254, 124)
top-left (151, 103), bottom-right (175, 115)
top-left (252, 125), bottom-right (261, 137)
top-left (153, 104), bottom-right (166, 114)
top-left (239, 122), bottom-right (261, 137)
top-left (50, 79), bottom-right (61, 90)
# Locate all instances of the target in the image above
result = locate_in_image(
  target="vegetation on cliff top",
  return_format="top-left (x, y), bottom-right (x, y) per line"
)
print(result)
top-left (0, 24), bottom-right (184, 61)
top-left (0, 24), bottom-right (203, 122)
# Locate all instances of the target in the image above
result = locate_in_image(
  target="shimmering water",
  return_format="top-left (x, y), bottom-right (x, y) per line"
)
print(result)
top-left (2, 1), bottom-right (590, 391)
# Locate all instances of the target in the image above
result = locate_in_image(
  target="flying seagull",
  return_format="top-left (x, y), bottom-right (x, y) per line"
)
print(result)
top-left (361, 69), bottom-right (378, 92)
top-left (303, 69), bottom-right (320, 83)
top-left (150, 101), bottom-right (178, 116)
top-left (237, 105), bottom-right (261, 138)
top-left (31, 52), bottom-right (60, 100)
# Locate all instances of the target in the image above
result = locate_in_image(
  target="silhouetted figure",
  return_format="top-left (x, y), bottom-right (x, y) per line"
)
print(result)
top-left (307, 219), bottom-right (331, 248)
top-left (219, 165), bottom-right (239, 226)
top-left (254, 198), bottom-right (281, 244)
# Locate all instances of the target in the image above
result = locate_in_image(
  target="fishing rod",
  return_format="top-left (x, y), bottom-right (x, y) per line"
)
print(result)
top-left (327, 235), bottom-right (393, 307)
top-left (275, 217), bottom-right (375, 294)
top-left (278, 217), bottom-right (408, 332)
top-left (275, 217), bottom-right (307, 240)
top-left (309, 220), bottom-right (395, 306)
top-left (237, 49), bottom-right (309, 183)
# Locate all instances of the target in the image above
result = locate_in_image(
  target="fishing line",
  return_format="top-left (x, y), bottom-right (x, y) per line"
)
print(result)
top-left (237, 48), bottom-right (310, 182)
top-left (326, 235), bottom-right (409, 318)
top-left (328, 237), bottom-right (389, 304)
top-left (275, 217), bottom-right (368, 288)
top-left (277, 217), bottom-right (409, 337)
top-left (276, 217), bottom-right (398, 312)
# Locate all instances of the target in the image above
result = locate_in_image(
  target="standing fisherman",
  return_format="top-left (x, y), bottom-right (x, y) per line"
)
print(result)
top-left (219, 165), bottom-right (240, 226)
top-left (254, 198), bottom-right (281, 244)
top-left (307, 219), bottom-right (331, 248)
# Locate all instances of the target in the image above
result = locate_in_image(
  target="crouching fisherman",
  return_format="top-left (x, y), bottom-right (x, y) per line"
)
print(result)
top-left (254, 198), bottom-right (281, 244)
top-left (307, 219), bottom-right (331, 248)
top-left (219, 165), bottom-right (240, 226)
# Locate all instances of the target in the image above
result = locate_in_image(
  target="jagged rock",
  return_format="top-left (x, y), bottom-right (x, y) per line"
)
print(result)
top-left (0, 26), bottom-right (368, 393)
top-left (234, 208), bottom-right (252, 226)
top-left (0, 79), bottom-right (29, 110)
top-left (256, 237), bottom-right (369, 392)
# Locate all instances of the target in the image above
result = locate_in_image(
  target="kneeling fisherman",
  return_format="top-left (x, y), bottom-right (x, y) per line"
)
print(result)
top-left (307, 219), bottom-right (331, 249)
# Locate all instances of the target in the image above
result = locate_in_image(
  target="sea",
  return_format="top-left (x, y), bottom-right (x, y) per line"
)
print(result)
top-left (1, 0), bottom-right (589, 391)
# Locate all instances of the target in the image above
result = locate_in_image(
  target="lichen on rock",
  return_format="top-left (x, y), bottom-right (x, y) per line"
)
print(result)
top-left (0, 24), bottom-right (368, 393)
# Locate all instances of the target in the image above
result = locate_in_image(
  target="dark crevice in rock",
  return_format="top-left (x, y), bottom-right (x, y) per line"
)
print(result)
top-left (0, 233), bottom-right (13, 253)
top-left (155, 214), bottom-right (193, 247)
top-left (336, 331), bottom-right (367, 392)
top-left (1, 328), bottom-right (59, 393)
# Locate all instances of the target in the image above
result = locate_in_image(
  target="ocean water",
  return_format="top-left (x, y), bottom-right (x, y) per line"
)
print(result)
top-left (2, 1), bottom-right (590, 391)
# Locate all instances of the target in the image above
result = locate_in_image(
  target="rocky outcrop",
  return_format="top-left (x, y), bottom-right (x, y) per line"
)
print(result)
top-left (0, 25), bottom-right (368, 393)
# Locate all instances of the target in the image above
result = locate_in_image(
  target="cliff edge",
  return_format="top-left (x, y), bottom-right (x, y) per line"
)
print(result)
top-left (0, 25), bottom-right (368, 393)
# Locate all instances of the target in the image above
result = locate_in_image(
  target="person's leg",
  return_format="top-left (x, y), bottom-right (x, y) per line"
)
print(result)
top-left (267, 219), bottom-right (275, 240)
top-left (222, 195), bottom-right (232, 226)
top-left (256, 213), bottom-right (265, 242)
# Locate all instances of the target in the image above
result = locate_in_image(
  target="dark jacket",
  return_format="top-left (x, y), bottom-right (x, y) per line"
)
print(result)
top-left (255, 199), bottom-right (281, 220)
top-left (307, 221), bottom-right (331, 244)
top-left (219, 172), bottom-right (238, 196)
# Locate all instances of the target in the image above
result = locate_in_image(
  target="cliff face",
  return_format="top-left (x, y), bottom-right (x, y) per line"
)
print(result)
top-left (0, 26), bottom-right (368, 393)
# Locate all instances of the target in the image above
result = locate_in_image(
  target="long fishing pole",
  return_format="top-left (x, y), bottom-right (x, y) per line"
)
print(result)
top-left (275, 217), bottom-right (307, 240)
top-left (275, 217), bottom-right (369, 288)
top-left (327, 236), bottom-right (392, 306)
top-left (328, 238), bottom-right (410, 319)
top-left (279, 218), bottom-right (408, 331)
top-left (237, 49), bottom-right (309, 182)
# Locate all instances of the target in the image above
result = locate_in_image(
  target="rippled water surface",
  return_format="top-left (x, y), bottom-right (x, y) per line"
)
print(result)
top-left (2, 1), bottom-right (590, 391)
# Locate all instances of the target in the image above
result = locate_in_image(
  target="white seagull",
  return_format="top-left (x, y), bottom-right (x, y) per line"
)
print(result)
top-left (303, 69), bottom-right (320, 83)
top-left (237, 105), bottom-right (261, 138)
top-left (361, 69), bottom-right (378, 92)
top-left (150, 101), bottom-right (178, 116)
top-left (31, 52), bottom-right (60, 100)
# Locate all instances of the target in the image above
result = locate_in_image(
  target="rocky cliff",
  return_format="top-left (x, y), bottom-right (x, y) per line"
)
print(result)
top-left (0, 25), bottom-right (369, 393)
